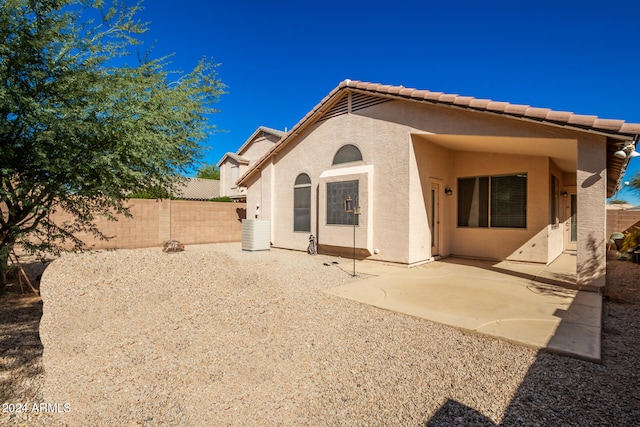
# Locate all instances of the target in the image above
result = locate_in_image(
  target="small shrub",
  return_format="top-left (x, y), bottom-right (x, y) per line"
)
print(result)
top-left (209, 196), bottom-right (234, 202)
top-left (621, 230), bottom-right (640, 254)
top-left (128, 186), bottom-right (172, 199)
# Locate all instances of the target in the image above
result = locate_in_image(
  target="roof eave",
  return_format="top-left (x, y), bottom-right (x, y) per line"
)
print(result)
top-left (238, 80), bottom-right (640, 188)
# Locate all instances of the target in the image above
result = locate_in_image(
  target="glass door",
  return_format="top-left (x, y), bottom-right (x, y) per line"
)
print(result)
top-left (430, 182), bottom-right (441, 256)
top-left (565, 194), bottom-right (577, 251)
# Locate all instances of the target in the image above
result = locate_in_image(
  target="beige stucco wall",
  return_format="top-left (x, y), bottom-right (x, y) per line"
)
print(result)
top-left (576, 135), bottom-right (607, 287)
top-left (219, 132), bottom-right (279, 199)
top-left (219, 159), bottom-right (249, 199)
top-left (245, 95), bottom-right (609, 280)
top-left (318, 165), bottom-right (375, 254)
top-left (245, 171), bottom-right (262, 219)
top-left (410, 135), bottom-right (454, 263)
top-left (219, 160), bottom-right (233, 197)
top-left (259, 112), bottom-right (414, 262)
top-left (447, 152), bottom-right (550, 262)
top-left (239, 133), bottom-right (279, 161)
top-left (359, 99), bottom-right (584, 265)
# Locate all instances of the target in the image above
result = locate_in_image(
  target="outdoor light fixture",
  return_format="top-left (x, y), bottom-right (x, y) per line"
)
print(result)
top-left (614, 143), bottom-right (640, 159)
top-left (444, 188), bottom-right (453, 196)
top-left (560, 191), bottom-right (568, 198)
top-left (344, 195), bottom-right (353, 213)
top-left (344, 195), bottom-right (361, 277)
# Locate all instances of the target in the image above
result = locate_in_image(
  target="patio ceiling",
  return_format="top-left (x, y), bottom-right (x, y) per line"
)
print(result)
top-left (413, 134), bottom-right (577, 172)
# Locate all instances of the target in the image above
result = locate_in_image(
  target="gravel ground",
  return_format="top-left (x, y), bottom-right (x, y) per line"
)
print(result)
top-left (1, 243), bottom-right (639, 426)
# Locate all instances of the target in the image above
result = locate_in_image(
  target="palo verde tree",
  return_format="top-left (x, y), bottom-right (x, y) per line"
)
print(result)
top-left (0, 0), bottom-right (225, 289)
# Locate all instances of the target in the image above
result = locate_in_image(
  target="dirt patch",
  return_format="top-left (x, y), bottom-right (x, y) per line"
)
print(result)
top-left (0, 295), bottom-right (44, 405)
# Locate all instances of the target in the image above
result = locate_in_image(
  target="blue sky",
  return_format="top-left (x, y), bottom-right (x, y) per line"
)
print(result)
top-left (134, 0), bottom-right (640, 204)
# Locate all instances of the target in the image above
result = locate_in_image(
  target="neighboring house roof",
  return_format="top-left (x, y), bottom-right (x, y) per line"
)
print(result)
top-left (237, 80), bottom-right (640, 197)
top-left (172, 178), bottom-right (220, 200)
top-left (236, 126), bottom-right (285, 156)
top-left (216, 126), bottom-right (284, 168)
top-left (217, 152), bottom-right (250, 167)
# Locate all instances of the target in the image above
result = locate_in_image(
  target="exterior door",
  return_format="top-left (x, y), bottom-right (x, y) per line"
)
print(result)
top-left (565, 193), bottom-right (577, 251)
top-left (430, 181), bottom-right (441, 256)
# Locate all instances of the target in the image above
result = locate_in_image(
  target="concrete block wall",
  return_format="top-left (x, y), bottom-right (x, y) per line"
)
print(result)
top-left (48, 199), bottom-right (245, 250)
top-left (606, 209), bottom-right (640, 238)
top-left (170, 200), bottom-right (245, 244)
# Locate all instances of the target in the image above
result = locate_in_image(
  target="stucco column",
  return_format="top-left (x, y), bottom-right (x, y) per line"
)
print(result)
top-left (576, 137), bottom-right (607, 289)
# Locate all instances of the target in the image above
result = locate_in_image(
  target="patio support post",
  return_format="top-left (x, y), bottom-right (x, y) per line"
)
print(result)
top-left (576, 137), bottom-right (607, 288)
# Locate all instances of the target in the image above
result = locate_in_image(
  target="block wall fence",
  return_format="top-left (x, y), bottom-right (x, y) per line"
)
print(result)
top-left (49, 199), bottom-right (247, 250)
top-left (606, 209), bottom-right (640, 239)
top-left (7, 200), bottom-right (640, 251)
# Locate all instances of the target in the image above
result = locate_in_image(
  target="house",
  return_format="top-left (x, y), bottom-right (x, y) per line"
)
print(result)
top-left (217, 126), bottom-right (285, 202)
top-left (237, 80), bottom-right (640, 288)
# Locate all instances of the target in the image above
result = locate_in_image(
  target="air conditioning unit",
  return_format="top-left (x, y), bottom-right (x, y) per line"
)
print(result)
top-left (241, 220), bottom-right (270, 251)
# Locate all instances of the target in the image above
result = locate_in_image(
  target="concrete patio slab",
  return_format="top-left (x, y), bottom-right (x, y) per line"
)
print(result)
top-left (325, 256), bottom-right (601, 362)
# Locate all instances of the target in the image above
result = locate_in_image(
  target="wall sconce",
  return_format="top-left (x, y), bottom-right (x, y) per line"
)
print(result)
top-left (444, 188), bottom-right (453, 196)
top-left (614, 143), bottom-right (640, 159)
top-left (344, 195), bottom-right (361, 277)
top-left (560, 191), bottom-right (568, 198)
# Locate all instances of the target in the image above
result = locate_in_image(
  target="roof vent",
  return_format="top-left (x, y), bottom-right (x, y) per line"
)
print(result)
top-left (351, 92), bottom-right (390, 112)
top-left (317, 94), bottom-right (349, 122)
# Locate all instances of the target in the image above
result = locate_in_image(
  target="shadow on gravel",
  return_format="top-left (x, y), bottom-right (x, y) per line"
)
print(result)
top-left (427, 399), bottom-right (494, 426)
top-left (426, 258), bottom-right (640, 426)
top-left (0, 294), bottom-right (44, 402)
top-left (427, 304), bottom-right (640, 426)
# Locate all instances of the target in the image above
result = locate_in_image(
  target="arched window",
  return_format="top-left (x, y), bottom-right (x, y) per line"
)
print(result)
top-left (332, 144), bottom-right (363, 165)
top-left (294, 173), bottom-right (311, 232)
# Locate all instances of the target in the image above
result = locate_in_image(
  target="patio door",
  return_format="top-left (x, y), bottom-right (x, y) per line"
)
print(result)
top-left (565, 193), bottom-right (577, 251)
top-left (430, 181), bottom-right (441, 256)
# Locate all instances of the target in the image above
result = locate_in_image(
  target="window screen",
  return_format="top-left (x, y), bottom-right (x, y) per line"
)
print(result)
top-left (458, 177), bottom-right (489, 227)
top-left (491, 175), bottom-right (527, 228)
top-left (332, 145), bottom-right (363, 165)
top-left (326, 180), bottom-right (359, 225)
top-left (458, 174), bottom-right (527, 228)
top-left (550, 174), bottom-right (559, 227)
top-left (294, 174), bottom-right (311, 232)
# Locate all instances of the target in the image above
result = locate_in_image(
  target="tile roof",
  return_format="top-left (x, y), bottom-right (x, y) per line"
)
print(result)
top-left (337, 80), bottom-right (640, 134)
top-left (217, 152), bottom-right (249, 167)
top-left (172, 178), bottom-right (220, 200)
top-left (258, 126), bottom-right (286, 137)
top-left (238, 80), bottom-right (640, 196)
